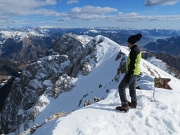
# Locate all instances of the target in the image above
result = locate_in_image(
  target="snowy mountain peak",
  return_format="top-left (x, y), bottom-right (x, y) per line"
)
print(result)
top-left (0, 30), bottom-right (45, 41)
top-left (0, 34), bottom-right (180, 135)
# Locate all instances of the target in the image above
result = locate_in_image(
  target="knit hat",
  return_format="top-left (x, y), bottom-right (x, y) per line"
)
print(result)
top-left (128, 33), bottom-right (142, 44)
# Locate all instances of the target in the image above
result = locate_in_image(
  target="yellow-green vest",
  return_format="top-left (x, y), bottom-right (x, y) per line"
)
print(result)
top-left (126, 44), bottom-right (141, 75)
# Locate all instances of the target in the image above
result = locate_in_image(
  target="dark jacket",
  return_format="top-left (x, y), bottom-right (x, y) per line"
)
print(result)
top-left (126, 44), bottom-right (141, 76)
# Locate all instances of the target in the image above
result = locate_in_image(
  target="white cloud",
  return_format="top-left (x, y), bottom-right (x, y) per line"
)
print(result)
top-left (0, 0), bottom-right (58, 19)
top-left (115, 12), bottom-right (180, 22)
top-left (70, 6), bottom-right (118, 14)
top-left (144, 0), bottom-right (180, 6)
top-left (0, 0), bottom-right (57, 9)
top-left (67, 0), bottom-right (79, 4)
top-left (57, 6), bottom-right (180, 23)
top-left (0, 2), bottom-right (180, 27)
top-left (57, 6), bottom-right (118, 22)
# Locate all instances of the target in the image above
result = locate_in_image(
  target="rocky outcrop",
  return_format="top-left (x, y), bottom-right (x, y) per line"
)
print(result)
top-left (1, 34), bottom-right (115, 134)
top-left (0, 55), bottom-right (74, 133)
top-left (0, 57), bottom-right (23, 76)
top-left (53, 33), bottom-right (93, 77)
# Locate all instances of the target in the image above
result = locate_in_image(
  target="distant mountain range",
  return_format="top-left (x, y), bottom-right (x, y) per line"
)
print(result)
top-left (0, 32), bottom-right (55, 62)
top-left (144, 36), bottom-right (180, 56)
top-left (1, 26), bottom-right (180, 46)
top-left (0, 26), bottom-right (180, 61)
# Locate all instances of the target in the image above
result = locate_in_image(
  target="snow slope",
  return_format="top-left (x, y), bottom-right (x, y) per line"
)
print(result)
top-left (146, 56), bottom-right (179, 78)
top-left (146, 57), bottom-right (167, 71)
top-left (16, 36), bottom-right (180, 135)
top-left (37, 88), bottom-right (180, 135)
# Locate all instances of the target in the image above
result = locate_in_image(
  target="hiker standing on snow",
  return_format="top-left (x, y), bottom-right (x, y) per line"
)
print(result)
top-left (116, 33), bottom-right (142, 112)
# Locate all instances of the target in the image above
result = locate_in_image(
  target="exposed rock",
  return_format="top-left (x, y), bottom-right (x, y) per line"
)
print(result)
top-left (0, 33), bottom-right (99, 134)
top-left (84, 97), bottom-right (101, 107)
top-left (0, 33), bottom-right (124, 134)
top-left (53, 33), bottom-right (93, 77)
top-left (114, 51), bottom-right (127, 82)
top-left (0, 57), bottom-right (25, 77)
top-left (0, 54), bottom-right (73, 133)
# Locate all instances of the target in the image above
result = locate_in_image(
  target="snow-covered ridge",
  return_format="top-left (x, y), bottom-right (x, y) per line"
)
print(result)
top-left (0, 26), bottom-right (49, 45)
top-left (0, 30), bottom-right (45, 40)
top-left (146, 56), bottom-right (178, 77)
top-left (68, 34), bottom-right (93, 45)
top-left (146, 57), bottom-right (167, 71)
top-left (34, 38), bottom-right (180, 135)
top-left (1, 34), bottom-right (180, 135)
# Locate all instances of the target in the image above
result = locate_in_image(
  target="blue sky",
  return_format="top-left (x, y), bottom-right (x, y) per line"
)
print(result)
top-left (0, 0), bottom-right (180, 29)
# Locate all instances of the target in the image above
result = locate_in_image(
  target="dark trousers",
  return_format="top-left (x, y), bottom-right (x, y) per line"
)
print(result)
top-left (118, 74), bottom-right (138, 107)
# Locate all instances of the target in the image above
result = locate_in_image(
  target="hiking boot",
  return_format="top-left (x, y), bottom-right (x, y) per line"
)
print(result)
top-left (128, 101), bottom-right (136, 108)
top-left (116, 106), bottom-right (129, 112)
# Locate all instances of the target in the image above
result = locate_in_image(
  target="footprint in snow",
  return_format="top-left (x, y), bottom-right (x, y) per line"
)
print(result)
top-left (135, 110), bottom-right (143, 118)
